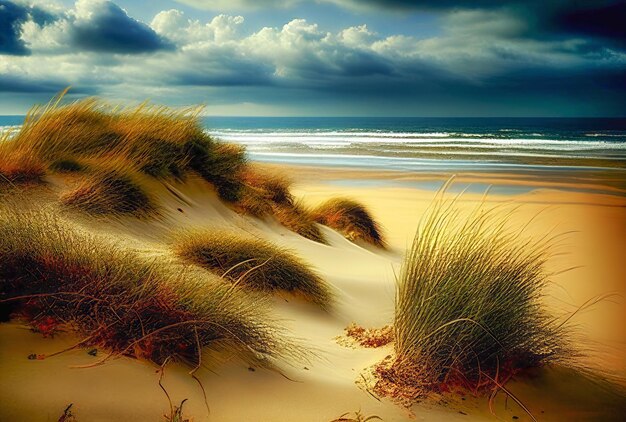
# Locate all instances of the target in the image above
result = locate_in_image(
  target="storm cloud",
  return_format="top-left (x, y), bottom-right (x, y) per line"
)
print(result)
top-left (70, 0), bottom-right (174, 53)
top-left (0, 0), bottom-right (624, 116)
top-left (0, 0), bottom-right (55, 55)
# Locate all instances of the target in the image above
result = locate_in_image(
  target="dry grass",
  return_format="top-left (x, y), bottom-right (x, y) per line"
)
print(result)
top-left (60, 161), bottom-right (156, 217)
top-left (272, 200), bottom-right (327, 244)
top-left (234, 166), bottom-right (326, 243)
top-left (382, 186), bottom-right (569, 401)
top-left (173, 229), bottom-right (332, 308)
top-left (1, 91), bottom-right (246, 201)
top-left (239, 166), bottom-right (294, 211)
top-left (1, 92), bottom-right (335, 243)
top-left (311, 198), bottom-right (385, 248)
top-left (0, 145), bottom-right (46, 185)
top-left (344, 323), bottom-right (394, 348)
top-left (0, 204), bottom-right (298, 368)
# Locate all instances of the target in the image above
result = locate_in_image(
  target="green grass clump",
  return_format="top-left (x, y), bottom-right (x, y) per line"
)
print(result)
top-left (388, 190), bottom-right (568, 396)
top-left (60, 162), bottom-right (155, 217)
top-left (311, 198), bottom-right (386, 248)
top-left (0, 205), bottom-right (296, 367)
top-left (174, 229), bottom-right (332, 308)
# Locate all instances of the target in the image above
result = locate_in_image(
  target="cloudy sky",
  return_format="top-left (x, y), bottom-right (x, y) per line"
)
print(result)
top-left (1, 0), bottom-right (625, 116)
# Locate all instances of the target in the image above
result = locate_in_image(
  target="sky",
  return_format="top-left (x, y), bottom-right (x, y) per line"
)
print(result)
top-left (0, 0), bottom-right (625, 116)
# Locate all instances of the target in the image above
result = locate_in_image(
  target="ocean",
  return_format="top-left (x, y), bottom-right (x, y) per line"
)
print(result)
top-left (204, 117), bottom-right (626, 173)
top-left (3, 115), bottom-right (626, 174)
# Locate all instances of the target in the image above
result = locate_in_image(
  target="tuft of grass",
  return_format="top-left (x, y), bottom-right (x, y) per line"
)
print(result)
top-left (186, 141), bottom-right (247, 202)
top-left (5, 91), bottom-right (246, 201)
top-left (272, 200), bottom-right (327, 244)
top-left (0, 146), bottom-right (46, 185)
top-left (60, 162), bottom-right (156, 217)
top-left (385, 187), bottom-right (568, 399)
top-left (173, 229), bottom-right (332, 308)
top-left (239, 166), bottom-right (294, 210)
top-left (0, 205), bottom-right (298, 368)
top-left (234, 166), bottom-right (326, 243)
top-left (311, 198), bottom-right (386, 248)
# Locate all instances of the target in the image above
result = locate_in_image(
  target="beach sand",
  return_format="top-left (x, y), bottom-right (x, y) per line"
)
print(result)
top-left (1, 164), bottom-right (625, 421)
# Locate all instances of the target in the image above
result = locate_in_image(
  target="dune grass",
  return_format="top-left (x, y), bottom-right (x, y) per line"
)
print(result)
top-left (0, 145), bottom-right (46, 185)
top-left (2, 92), bottom-right (356, 243)
top-left (380, 188), bottom-right (568, 401)
top-left (1, 91), bottom-right (246, 201)
top-left (60, 161), bottom-right (156, 217)
top-left (173, 229), bottom-right (332, 308)
top-left (311, 198), bottom-right (386, 248)
top-left (0, 204), bottom-right (297, 368)
top-left (235, 166), bottom-right (326, 243)
top-left (271, 200), bottom-right (327, 244)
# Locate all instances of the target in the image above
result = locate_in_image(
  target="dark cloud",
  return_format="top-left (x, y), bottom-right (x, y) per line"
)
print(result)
top-left (0, 74), bottom-right (95, 94)
top-left (0, 0), bottom-right (28, 55)
top-left (552, 2), bottom-right (626, 47)
top-left (0, 0), bottom-right (55, 55)
top-left (71, 1), bottom-right (174, 54)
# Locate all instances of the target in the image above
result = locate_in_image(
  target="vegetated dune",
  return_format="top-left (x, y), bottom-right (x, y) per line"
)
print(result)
top-left (1, 94), bottom-right (625, 422)
top-left (173, 228), bottom-right (333, 308)
top-left (310, 197), bottom-right (387, 248)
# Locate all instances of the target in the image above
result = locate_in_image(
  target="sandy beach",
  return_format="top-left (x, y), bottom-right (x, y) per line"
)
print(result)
top-left (2, 0), bottom-right (625, 419)
top-left (1, 161), bottom-right (624, 422)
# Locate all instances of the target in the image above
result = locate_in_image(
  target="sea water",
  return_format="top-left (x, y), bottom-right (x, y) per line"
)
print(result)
top-left (3, 116), bottom-right (625, 174)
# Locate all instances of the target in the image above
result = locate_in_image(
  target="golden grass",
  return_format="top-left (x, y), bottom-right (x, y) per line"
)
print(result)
top-left (0, 91), bottom-right (246, 201)
top-left (311, 198), bottom-right (385, 248)
top-left (1, 92), bottom-right (358, 244)
top-left (235, 166), bottom-right (326, 243)
top-left (380, 186), bottom-right (569, 402)
top-left (0, 204), bottom-right (299, 368)
top-left (272, 200), bottom-right (327, 244)
top-left (60, 161), bottom-right (156, 217)
top-left (0, 145), bottom-right (46, 185)
top-left (173, 229), bottom-right (332, 308)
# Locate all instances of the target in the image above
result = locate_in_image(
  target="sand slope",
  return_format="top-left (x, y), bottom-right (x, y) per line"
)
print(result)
top-left (1, 169), bottom-right (625, 421)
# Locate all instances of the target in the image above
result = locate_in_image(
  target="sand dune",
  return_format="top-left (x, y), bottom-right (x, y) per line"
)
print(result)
top-left (1, 164), bottom-right (625, 421)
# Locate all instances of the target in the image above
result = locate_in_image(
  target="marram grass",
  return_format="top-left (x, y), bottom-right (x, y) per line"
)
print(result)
top-left (0, 204), bottom-right (300, 368)
top-left (235, 166), bottom-right (326, 243)
top-left (174, 229), bottom-right (332, 308)
top-left (60, 161), bottom-right (156, 217)
top-left (0, 145), bottom-right (46, 185)
top-left (385, 187), bottom-right (569, 399)
top-left (311, 197), bottom-right (386, 248)
top-left (1, 90), bottom-right (247, 201)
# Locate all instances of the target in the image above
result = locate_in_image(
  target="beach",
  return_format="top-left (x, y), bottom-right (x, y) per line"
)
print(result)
top-left (1, 0), bottom-right (625, 418)
top-left (1, 156), bottom-right (624, 421)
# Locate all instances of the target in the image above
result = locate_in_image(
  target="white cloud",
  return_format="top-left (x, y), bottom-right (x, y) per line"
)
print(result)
top-left (172, 0), bottom-right (299, 11)
top-left (2, 1), bottom-right (624, 114)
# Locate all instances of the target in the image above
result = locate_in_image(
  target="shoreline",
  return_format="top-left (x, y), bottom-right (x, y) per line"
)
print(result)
top-left (256, 161), bottom-right (626, 198)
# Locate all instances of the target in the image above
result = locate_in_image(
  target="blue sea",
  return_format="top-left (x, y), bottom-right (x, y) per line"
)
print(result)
top-left (202, 117), bottom-right (626, 173)
top-left (2, 115), bottom-right (626, 176)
